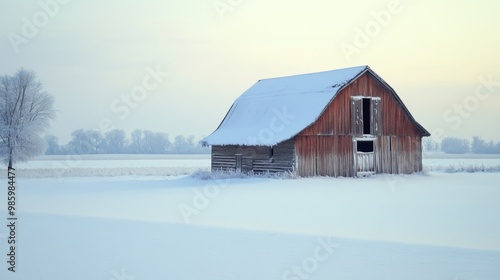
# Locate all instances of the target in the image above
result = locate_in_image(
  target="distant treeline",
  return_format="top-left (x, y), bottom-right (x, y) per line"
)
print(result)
top-left (424, 136), bottom-right (500, 154)
top-left (45, 129), bottom-right (210, 155)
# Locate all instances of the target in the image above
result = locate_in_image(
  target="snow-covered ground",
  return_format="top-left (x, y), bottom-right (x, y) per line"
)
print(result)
top-left (15, 154), bottom-right (211, 169)
top-left (423, 152), bottom-right (500, 172)
top-left (6, 154), bottom-right (211, 177)
top-left (0, 154), bottom-right (499, 279)
top-left (6, 153), bottom-right (500, 178)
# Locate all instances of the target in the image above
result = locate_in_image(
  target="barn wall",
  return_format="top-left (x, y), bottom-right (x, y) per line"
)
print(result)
top-left (375, 135), bottom-right (422, 174)
top-left (211, 139), bottom-right (295, 173)
top-left (296, 72), bottom-right (424, 176)
top-left (296, 135), bottom-right (354, 177)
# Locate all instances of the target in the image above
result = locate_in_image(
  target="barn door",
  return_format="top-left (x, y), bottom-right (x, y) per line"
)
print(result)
top-left (352, 96), bottom-right (382, 136)
top-left (350, 97), bottom-right (363, 136)
top-left (371, 97), bottom-right (382, 135)
top-left (353, 139), bottom-right (376, 176)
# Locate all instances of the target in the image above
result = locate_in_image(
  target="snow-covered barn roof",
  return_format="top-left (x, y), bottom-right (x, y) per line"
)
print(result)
top-left (202, 65), bottom-right (428, 146)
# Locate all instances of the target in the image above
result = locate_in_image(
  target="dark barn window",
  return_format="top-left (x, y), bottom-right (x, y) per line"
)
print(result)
top-left (363, 98), bottom-right (371, 134)
top-left (357, 140), bottom-right (374, 153)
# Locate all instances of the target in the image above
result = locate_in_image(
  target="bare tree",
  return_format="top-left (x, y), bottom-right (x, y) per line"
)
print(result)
top-left (129, 129), bottom-right (143, 153)
top-left (0, 68), bottom-right (55, 168)
top-left (423, 137), bottom-right (438, 152)
top-left (141, 130), bottom-right (170, 154)
top-left (44, 134), bottom-right (61, 155)
top-left (103, 129), bottom-right (127, 154)
top-left (67, 129), bottom-right (104, 154)
top-left (441, 137), bottom-right (469, 154)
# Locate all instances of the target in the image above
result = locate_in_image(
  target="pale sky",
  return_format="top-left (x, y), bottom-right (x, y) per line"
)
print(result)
top-left (1, 0), bottom-right (499, 144)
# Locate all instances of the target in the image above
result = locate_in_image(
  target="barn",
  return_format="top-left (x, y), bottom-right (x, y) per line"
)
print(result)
top-left (201, 65), bottom-right (430, 177)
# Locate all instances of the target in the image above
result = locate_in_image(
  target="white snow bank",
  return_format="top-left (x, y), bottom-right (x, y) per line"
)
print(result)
top-left (1, 154), bottom-right (211, 178)
top-left (4, 166), bottom-right (208, 178)
top-left (0, 212), bottom-right (497, 280)
top-left (9, 172), bottom-right (500, 251)
top-left (0, 154), bottom-right (498, 178)
top-left (423, 157), bottom-right (500, 172)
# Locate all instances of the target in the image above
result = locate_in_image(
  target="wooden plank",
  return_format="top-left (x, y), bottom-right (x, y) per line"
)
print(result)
top-left (350, 97), bottom-right (363, 136)
top-left (211, 140), bottom-right (295, 173)
top-left (371, 98), bottom-right (382, 135)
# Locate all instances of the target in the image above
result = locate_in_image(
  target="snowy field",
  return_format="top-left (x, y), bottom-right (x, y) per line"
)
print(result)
top-left (5, 153), bottom-right (500, 178)
top-left (6, 154), bottom-right (211, 178)
top-left (0, 154), bottom-right (499, 279)
top-left (423, 153), bottom-right (500, 172)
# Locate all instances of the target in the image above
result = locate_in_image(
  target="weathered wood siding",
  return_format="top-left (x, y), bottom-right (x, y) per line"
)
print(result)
top-left (211, 139), bottom-right (295, 173)
top-left (375, 135), bottom-right (422, 174)
top-left (296, 72), bottom-right (423, 177)
top-left (295, 135), bottom-right (354, 177)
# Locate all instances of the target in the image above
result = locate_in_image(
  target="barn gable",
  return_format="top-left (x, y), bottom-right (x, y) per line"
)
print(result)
top-left (295, 70), bottom-right (429, 176)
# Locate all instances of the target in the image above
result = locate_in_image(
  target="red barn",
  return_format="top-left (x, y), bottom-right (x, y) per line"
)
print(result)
top-left (202, 66), bottom-right (430, 177)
